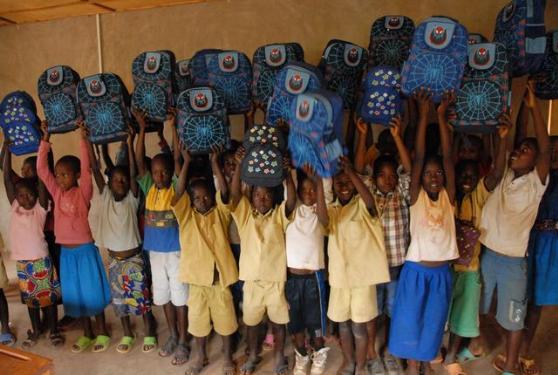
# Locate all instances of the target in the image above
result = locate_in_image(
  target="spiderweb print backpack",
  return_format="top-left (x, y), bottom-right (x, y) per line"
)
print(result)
top-left (252, 43), bottom-right (304, 108)
top-left (318, 39), bottom-right (368, 110)
top-left (77, 73), bottom-right (130, 144)
top-left (176, 87), bottom-right (229, 154)
top-left (265, 62), bottom-right (324, 127)
top-left (533, 31), bottom-right (558, 99)
top-left (368, 16), bottom-right (415, 69)
top-left (37, 65), bottom-right (81, 133)
top-left (359, 66), bottom-right (402, 126)
top-left (131, 50), bottom-right (176, 122)
top-left (451, 43), bottom-right (510, 132)
top-left (175, 59), bottom-right (193, 97)
top-left (493, 0), bottom-right (546, 77)
top-left (288, 90), bottom-right (344, 178)
top-left (401, 17), bottom-right (469, 103)
top-left (0, 91), bottom-right (41, 155)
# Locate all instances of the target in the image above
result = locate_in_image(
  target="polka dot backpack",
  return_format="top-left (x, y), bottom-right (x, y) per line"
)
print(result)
top-left (359, 66), bottom-right (402, 125)
top-left (0, 91), bottom-right (41, 155)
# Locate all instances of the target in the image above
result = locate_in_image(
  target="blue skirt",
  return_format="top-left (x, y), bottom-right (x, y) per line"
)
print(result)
top-left (528, 230), bottom-right (558, 306)
top-left (388, 261), bottom-right (452, 361)
top-left (60, 243), bottom-right (111, 317)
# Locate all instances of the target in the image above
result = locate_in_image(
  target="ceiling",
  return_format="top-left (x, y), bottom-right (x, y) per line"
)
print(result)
top-left (0, 0), bottom-right (206, 26)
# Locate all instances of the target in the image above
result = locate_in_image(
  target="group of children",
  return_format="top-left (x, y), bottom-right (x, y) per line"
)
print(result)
top-left (0, 80), bottom-right (555, 375)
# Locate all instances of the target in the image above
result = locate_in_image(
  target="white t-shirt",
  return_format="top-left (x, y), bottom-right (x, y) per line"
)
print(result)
top-left (480, 168), bottom-right (548, 257)
top-left (89, 188), bottom-right (141, 252)
top-left (285, 203), bottom-right (325, 270)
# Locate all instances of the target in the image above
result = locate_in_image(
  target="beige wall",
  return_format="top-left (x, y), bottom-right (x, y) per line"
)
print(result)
top-left (0, 0), bottom-right (557, 168)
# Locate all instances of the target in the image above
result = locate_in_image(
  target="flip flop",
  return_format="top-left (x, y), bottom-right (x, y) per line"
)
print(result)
top-left (22, 330), bottom-right (39, 349)
top-left (444, 362), bottom-right (467, 375)
top-left (49, 332), bottom-right (65, 347)
top-left (71, 336), bottom-right (93, 353)
top-left (0, 332), bottom-right (16, 346)
top-left (275, 357), bottom-right (289, 375)
top-left (116, 335), bottom-right (135, 354)
top-left (92, 335), bottom-right (111, 353)
top-left (519, 357), bottom-right (540, 375)
top-left (142, 336), bottom-right (157, 353)
top-left (456, 347), bottom-right (485, 363)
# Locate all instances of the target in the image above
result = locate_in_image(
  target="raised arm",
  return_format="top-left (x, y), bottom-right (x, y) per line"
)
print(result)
top-left (354, 118), bottom-right (369, 174)
top-left (101, 143), bottom-right (114, 172)
top-left (525, 80), bottom-right (550, 183)
top-left (127, 127), bottom-right (139, 197)
top-left (87, 132), bottom-right (106, 194)
top-left (389, 115), bottom-right (412, 173)
top-left (485, 114), bottom-right (511, 191)
top-left (410, 89), bottom-right (431, 205)
top-left (37, 121), bottom-right (58, 196)
top-left (230, 147), bottom-right (245, 207)
top-left (2, 144), bottom-right (15, 204)
top-left (303, 165), bottom-right (329, 226)
top-left (77, 122), bottom-right (93, 202)
top-left (168, 108), bottom-right (181, 177)
top-left (211, 146), bottom-right (228, 203)
top-left (436, 91), bottom-right (456, 204)
top-left (171, 147), bottom-right (191, 206)
top-left (284, 158), bottom-right (296, 217)
top-left (133, 109), bottom-right (148, 178)
top-left (341, 156), bottom-right (378, 216)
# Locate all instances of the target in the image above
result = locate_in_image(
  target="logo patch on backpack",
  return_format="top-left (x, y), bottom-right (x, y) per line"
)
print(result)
top-left (218, 52), bottom-right (239, 72)
top-left (47, 67), bottom-right (63, 86)
top-left (385, 16), bottom-right (404, 30)
top-left (344, 45), bottom-right (363, 67)
top-left (286, 69), bottom-right (310, 94)
top-left (265, 45), bottom-right (287, 67)
top-left (296, 95), bottom-right (314, 121)
top-left (430, 26), bottom-right (447, 46)
top-left (189, 89), bottom-right (214, 112)
top-left (144, 53), bottom-right (162, 74)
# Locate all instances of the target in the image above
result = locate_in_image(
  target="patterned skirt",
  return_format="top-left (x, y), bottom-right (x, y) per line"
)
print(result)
top-left (16, 256), bottom-right (61, 308)
top-left (109, 252), bottom-right (152, 317)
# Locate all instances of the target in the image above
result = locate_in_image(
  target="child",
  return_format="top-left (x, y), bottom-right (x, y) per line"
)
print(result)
top-left (442, 115), bottom-right (511, 374)
top-left (134, 109), bottom-right (189, 365)
top-left (88, 130), bottom-right (157, 354)
top-left (315, 156), bottom-right (390, 375)
top-left (388, 89), bottom-right (459, 375)
top-left (37, 121), bottom-right (111, 353)
top-left (286, 167), bottom-right (330, 375)
top-left (355, 115), bottom-right (412, 375)
top-left (230, 147), bottom-right (296, 375)
top-left (0, 242), bottom-right (13, 346)
top-left (172, 147), bottom-right (238, 375)
top-left (480, 82), bottom-right (551, 375)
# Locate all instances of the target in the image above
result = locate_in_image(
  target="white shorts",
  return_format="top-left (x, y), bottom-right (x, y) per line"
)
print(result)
top-left (149, 251), bottom-right (189, 306)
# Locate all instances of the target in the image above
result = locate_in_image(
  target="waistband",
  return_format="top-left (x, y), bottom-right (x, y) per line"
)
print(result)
top-left (483, 247), bottom-right (526, 263)
top-left (533, 220), bottom-right (558, 232)
top-left (288, 271), bottom-right (318, 280)
top-left (109, 248), bottom-right (142, 261)
top-left (404, 261), bottom-right (450, 274)
top-left (60, 242), bottom-right (96, 252)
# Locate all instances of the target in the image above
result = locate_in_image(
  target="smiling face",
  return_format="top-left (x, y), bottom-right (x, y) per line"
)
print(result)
top-left (509, 139), bottom-right (538, 175)
top-left (299, 178), bottom-right (317, 206)
top-left (252, 186), bottom-right (274, 215)
top-left (422, 158), bottom-right (445, 197)
top-left (333, 172), bottom-right (355, 205)
top-left (456, 162), bottom-right (480, 196)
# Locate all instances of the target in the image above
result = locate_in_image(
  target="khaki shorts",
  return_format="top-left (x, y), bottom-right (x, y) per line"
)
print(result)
top-left (188, 284), bottom-right (238, 337)
top-left (243, 280), bottom-right (289, 326)
top-left (327, 285), bottom-right (378, 323)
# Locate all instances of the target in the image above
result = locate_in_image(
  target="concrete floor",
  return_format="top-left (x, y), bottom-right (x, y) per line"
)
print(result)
top-left (2, 258), bottom-right (558, 375)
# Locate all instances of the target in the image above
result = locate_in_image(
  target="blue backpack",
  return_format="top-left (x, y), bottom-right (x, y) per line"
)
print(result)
top-left (131, 50), bottom-right (176, 122)
top-left (401, 17), bottom-right (469, 103)
top-left (534, 31), bottom-right (558, 99)
top-left (175, 59), bottom-right (193, 97)
top-left (0, 91), bottom-right (41, 155)
top-left (318, 39), bottom-right (368, 110)
top-left (252, 43), bottom-right (304, 108)
top-left (77, 73), bottom-right (130, 144)
top-left (369, 15), bottom-right (415, 69)
top-left (189, 49), bottom-right (223, 86)
top-left (359, 66), bottom-right (402, 125)
top-left (266, 62), bottom-right (324, 127)
top-left (468, 33), bottom-right (488, 45)
top-left (451, 43), bottom-right (511, 132)
top-left (493, 0), bottom-right (546, 77)
top-left (176, 87), bottom-right (229, 154)
top-left (288, 90), bottom-right (344, 178)
top-left (37, 65), bottom-right (81, 133)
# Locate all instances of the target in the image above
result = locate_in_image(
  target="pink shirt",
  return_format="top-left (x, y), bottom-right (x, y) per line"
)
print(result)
top-left (8, 201), bottom-right (49, 261)
top-left (37, 139), bottom-right (93, 245)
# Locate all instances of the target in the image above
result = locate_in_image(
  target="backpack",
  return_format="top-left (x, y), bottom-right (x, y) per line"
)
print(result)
top-left (468, 33), bottom-right (488, 45)
top-left (243, 123), bottom-right (286, 152)
top-left (401, 16), bottom-right (469, 103)
top-left (451, 43), bottom-right (511, 132)
top-left (358, 66), bottom-right (402, 125)
top-left (175, 59), bottom-right (193, 96)
top-left (241, 143), bottom-right (284, 187)
top-left (37, 65), bottom-right (81, 133)
top-left (131, 50), bottom-right (176, 122)
top-left (252, 43), bottom-right (304, 108)
top-left (534, 30), bottom-right (558, 99)
top-left (189, 49), bottom-right (223, 86)
top-left (368, 15), bottom-right (415, 69)
top-left (77, 73), bottom-right (130, 144)
top-left (288, 90), bottom-right (344, 178)
top-left (493, 0), bottom-right (546, 77)
top-left (0, 91), bottom-right (41, 155)
top-left (176, 87), bottom-right (229, 154)
top-left (265, 62), bottom-right (324, 127)
top-left (318, 39), bottom-right (368, 110)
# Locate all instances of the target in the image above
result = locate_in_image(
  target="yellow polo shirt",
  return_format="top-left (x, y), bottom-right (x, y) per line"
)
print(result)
top-left (232, 196), bottom-right (291, 282)
top-left (327, 195), bottom-right (390, 288)
top-left (172, 191), bottom-right (238, 287)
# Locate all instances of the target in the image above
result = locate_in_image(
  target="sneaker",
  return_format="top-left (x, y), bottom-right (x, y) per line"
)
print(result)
top-left (310, 347), bottom-right (330, 375)
top-left (383, 354), bottom-right (402, 375)
top-left (367, 357), bottom-right (387, 375)
top-left (294, 349), bottom-right (311, 375)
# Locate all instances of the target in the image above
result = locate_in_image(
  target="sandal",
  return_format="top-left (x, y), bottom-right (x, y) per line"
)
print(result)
top-left (0, 332), bottom-right (16, 346)
top-left (158, 335), bottom-right (178, 357)
top-left (92, 334), bottom-right (111, 353)
top-left (456, 347), bottom-right (485, 363)
top-left (71, 336), bottom-right (93, 353)
top-left (171, 343), bottom-right (190, 366)
top-left (142, 336), bottom-right (157, 353)
top-left (519, 357), bottom-right (540, 375)
top-left (493, 354), bottom-right (520, 374)
top-left (22, 330), bottom-right (39, 348)
top-left (444, 362), bottom-right (467, 375)
top-left (49, 332), bottom-right (65, 347)
top-left (116, 335), bottom-right (135, 354)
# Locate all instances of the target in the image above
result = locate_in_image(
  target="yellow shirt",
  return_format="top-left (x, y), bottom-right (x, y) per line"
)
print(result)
top-left (232, 196), bottom-right (290, 282)
top-left (327, 196), bottom-right (390, 288)
top-left (172, 192), bottom-right (238, 287)
top-left (454, 178), bottom-right (491, 272)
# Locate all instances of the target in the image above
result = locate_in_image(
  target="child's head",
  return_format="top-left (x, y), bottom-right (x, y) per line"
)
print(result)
top-left (421, 155), bottom-right (445, 198)
top-left (54, 155), bottom-right (80, 191)
top-left (108, 166), bottom-right (130, 201)
top-left (377, 129), bottom-right (397, 156)
top-left (251, 185), bottom-right (275, 215)
top-left (509, 137), bottom-right (539, 174)
top-left (457, 134), bottom-right (484, 162)
top-left (14, 178), bottom-right (38, 210)
top-left (151, 153), bottom-right (173, 189)
top-left (188, 178), bottom-right (215, 214)
top-left (296, 171), bottom-right (317, 206)
top-left (373, 155), bottom-right (399, 194)
top-left (333, 171), bottom-right (356, 205)
top-left (455, 159), bottom-right (480, 196)
top-left (21, 156), bottom-right (37, 179)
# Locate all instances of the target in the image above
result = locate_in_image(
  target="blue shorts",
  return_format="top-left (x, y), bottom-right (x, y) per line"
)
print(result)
top-left (388, 261), bottom-right (452, 361)
top-left (527, 230), bottom-right (558, 306)
top-left (376, 266), bottom-right (401, 317)
top-left (480, 247), bottom-right (527, 331)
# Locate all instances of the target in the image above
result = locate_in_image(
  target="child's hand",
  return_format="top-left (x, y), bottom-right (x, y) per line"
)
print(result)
top-left (413, 88), bottom-right (432, 117)
top-left (209, 145), bottom-right (223, 165)
top-left (166, 107), bottom-right (177, 126)
top-left (283, 156), bottom-right (293, 172)
top-left (523, 80), bottom-right (537, 109)
top-left (235, 146), bottom-right (246, 164)
top-left (339, 155), bottom-right (354, 173)
top-left (77, 120), bottom-right (89, 140)
top-left (40, 120), bottom-right (50, 141)
top-left (180, 146), bottom-right (191, 165)
top-left (132, 108), bottom-right (147, 129)
top-left (389, 115), bottom-right (402, 138)
top-left (437, 90), bottom-right (456, 116)
top-left (302, 164), bottom-right (318, 181)
top-left (356, 118), bottom-right (368, 135)
top-left (497, 113), bottom-right (512, 139)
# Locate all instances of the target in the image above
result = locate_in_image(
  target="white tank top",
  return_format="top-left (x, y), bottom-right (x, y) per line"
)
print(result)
top-left (285, 203), bottom-right (325, 270)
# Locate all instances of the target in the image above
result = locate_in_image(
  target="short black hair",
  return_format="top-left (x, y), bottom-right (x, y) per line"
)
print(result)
top-left (23, 156), bottom-right (37, 168)
top-left (422, 154), bottom-right (445, 181)
top-left (520, 137), bottom-right (540, 155)
top-left (57, 155), bottom-right (80, 174)
top-left (373, 155), bottom-right (398, 177)
top-left (187, 177), bottom-right (214, 197)
top-left (377, 128), bottom-right (397, 155)
top-left (108, 165), bottom-right (130, 182)
top-left (455, 159), bottom-right (480, 178)
top-left (151, 153), bottom-right (173, 173)
top-left (15, 177), bottom-right (38, 198)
